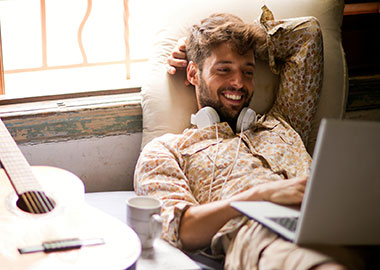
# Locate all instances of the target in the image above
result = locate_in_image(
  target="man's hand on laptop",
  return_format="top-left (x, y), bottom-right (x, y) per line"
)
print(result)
top-left (260, 176), bottom-right (307, 205)
top-left (233, 176), bottom-right (307, 206)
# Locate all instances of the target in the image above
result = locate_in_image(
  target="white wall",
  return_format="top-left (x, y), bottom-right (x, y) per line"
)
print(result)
top-left (19, 133), bottom-right (142, 193)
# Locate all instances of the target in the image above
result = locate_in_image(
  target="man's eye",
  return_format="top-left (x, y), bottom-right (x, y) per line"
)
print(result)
top-left (217, 68), bottom-right (229, 73)
top-left (244, 71), bottom-right (254, 77)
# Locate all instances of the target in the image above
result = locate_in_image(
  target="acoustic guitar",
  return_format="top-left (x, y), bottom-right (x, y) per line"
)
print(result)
top-left (0, 119), bottom-right (141, 269)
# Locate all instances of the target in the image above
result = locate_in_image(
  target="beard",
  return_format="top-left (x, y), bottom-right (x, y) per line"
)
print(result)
top-left (198, 76), bottom-right (253, 129)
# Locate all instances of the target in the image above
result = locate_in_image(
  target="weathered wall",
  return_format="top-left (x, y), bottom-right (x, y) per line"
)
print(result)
top-left (19, 133), bottom-right (142, 192)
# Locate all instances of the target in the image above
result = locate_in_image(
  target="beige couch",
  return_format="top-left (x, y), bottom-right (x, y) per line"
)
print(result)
top-left (85, 0), bottom-right (347, 268)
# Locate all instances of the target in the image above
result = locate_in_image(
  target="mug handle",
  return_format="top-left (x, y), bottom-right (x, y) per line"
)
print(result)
top-left (149, 214), bottom-right (162, 239)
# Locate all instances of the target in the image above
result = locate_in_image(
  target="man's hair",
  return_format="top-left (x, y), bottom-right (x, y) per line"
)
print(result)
top-left (186, 13), bottom-right (262, 69)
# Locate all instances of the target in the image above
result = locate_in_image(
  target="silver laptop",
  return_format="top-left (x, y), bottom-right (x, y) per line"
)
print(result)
top-left (231, 119), bottom-right (380, 245)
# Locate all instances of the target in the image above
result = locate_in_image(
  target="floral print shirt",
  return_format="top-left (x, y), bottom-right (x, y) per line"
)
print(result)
top-left (134, 8), bottom-right (323, 250)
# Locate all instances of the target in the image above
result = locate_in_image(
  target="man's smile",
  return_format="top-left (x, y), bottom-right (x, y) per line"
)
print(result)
top-left (220, 89), bottom-right (248, 107)
top-left (224, 93), bottom-right (243, 101)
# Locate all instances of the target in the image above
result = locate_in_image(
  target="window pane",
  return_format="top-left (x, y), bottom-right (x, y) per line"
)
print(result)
top-left (82, 0), bottom-right (126, 63)
top-left (45, 0), bottom-right (86, 66)
top-left (129, 0), bottom-right (162, 60)
top-left (0, 0), bottom-right (42, 70)
top-left (45, 0), bottom-right (126, 65)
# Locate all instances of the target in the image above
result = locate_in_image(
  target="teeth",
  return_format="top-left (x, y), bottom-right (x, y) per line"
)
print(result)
top-left (224, 94), bottom-right (242, 100)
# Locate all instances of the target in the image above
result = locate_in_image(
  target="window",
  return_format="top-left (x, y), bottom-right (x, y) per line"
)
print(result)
top-left (0, 0), bottom-right (159, 99)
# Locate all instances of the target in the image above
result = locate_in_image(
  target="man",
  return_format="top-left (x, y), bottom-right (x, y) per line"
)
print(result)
top-left (135, 8), bottom-right (369, 270)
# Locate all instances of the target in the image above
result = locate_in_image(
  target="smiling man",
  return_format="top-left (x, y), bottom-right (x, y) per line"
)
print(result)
top-left (188, 42), bottom-right (255, 131)
top-left (186, 13), bottom-right (257, 131)
top-left (134, 10), bottom-right (372, 270)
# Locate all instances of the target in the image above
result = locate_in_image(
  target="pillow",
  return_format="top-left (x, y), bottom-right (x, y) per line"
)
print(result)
top-left (141, 0), bottom-right (346, 154)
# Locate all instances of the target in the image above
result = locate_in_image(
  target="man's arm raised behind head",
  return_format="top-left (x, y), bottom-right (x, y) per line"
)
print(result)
top-left (265, 16), bottom-right (324, 146)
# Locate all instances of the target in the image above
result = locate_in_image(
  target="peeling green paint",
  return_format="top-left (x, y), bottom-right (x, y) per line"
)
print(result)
top-left (2, 103), bottom-right (143, 144)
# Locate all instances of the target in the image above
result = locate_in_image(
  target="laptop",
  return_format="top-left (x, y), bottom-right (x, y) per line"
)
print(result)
top-left (231, 119), bottom-right (380, 245)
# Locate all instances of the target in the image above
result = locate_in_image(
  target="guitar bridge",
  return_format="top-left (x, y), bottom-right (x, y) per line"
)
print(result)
top-left (18, 238), bottom-right (105, 254)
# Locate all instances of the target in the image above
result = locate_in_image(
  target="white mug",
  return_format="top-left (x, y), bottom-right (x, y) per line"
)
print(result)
top-left (126, 196), bottom-right (162, 249)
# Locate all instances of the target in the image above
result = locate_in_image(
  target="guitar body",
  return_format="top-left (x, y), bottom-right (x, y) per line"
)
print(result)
top-left (0, 166), bottom-right (141, 270)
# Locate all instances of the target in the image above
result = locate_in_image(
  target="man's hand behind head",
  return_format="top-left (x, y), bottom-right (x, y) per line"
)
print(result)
top-left (167, 37), bottom-right (190, 86)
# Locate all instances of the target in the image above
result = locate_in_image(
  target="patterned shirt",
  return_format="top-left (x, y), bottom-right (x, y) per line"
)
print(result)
top-left (134, 8), bottom-right (323, 251)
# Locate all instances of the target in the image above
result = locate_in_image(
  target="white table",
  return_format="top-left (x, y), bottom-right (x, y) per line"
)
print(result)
top-left (85, 191), bottom-right (202, 270)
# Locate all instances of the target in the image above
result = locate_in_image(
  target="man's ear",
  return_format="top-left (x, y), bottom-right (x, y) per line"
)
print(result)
top-left (187, 61), bottom-right (199, 86)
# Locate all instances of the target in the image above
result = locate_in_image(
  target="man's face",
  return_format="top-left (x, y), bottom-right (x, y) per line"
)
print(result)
top-left (193, 42), bottom-right (255, 125)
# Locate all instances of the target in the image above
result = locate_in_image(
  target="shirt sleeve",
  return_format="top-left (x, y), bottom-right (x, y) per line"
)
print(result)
top-left (134, 135), bottom-right (198, 248)
top-left (258, 6), bottom-right (324, 146)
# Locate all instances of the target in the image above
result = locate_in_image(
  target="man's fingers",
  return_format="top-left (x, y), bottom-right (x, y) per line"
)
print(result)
top-left (166, 64), bottom-right (191, 86)
top-left (167, 65), bottom-right (176, 75)
top-left (172, 50), bottom-right (187, 60)
top-left (167, 57), bottom-right (188, 76)
top-left (168, 55), bottom-right (188, 67)
top-left (166, 37), bottom-right (189, 85)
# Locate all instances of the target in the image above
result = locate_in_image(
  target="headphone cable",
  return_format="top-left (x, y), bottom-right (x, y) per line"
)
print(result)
top-left (218, 131), bottom-right (243, 200)
top-left (208, 123), bottom-right (220, 202)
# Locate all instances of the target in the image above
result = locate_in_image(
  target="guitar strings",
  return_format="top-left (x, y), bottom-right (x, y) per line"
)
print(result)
top-left (21, 191), bottom-right (55, 214)
top-left (33, 191), bottom-right (49, 213)
top-left (40, 192), bottom-right (55, 211)
top-left (32, 191), bottom-right (54, 213)
top-left (21, 192), bottom-right (39, 214)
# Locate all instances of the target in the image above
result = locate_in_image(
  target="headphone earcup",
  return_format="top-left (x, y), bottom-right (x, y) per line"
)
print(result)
top-left (236, 107), bottom-right (257, 133)
top-left (191, 107), bottom-right (220, 129)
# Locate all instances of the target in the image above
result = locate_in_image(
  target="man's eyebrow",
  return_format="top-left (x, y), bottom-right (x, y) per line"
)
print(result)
top-left (214, 60), bottom-right (255, 66)
top-left (215, 60), bottom-right (233, 65)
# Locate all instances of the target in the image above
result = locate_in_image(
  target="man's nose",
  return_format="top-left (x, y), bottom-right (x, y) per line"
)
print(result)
top-left (230, 72), bottom-right (244, 89)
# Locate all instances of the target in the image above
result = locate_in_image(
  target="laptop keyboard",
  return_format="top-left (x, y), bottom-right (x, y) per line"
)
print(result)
top-left (269, 217), bottom-right (299, 232)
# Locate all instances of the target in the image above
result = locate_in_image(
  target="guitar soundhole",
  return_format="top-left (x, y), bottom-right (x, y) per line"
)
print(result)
top-left (16, 191), bottom-right (56, 214)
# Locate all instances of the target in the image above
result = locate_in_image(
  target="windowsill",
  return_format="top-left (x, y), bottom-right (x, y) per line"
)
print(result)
top-left (0, 90), bottom-right (143, 144)
top-left (0, 84), bottom-right (141, 105)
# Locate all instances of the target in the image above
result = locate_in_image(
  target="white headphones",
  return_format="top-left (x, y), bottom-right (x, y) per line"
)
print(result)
top-left (191, 106), bottom-right (257, 133)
